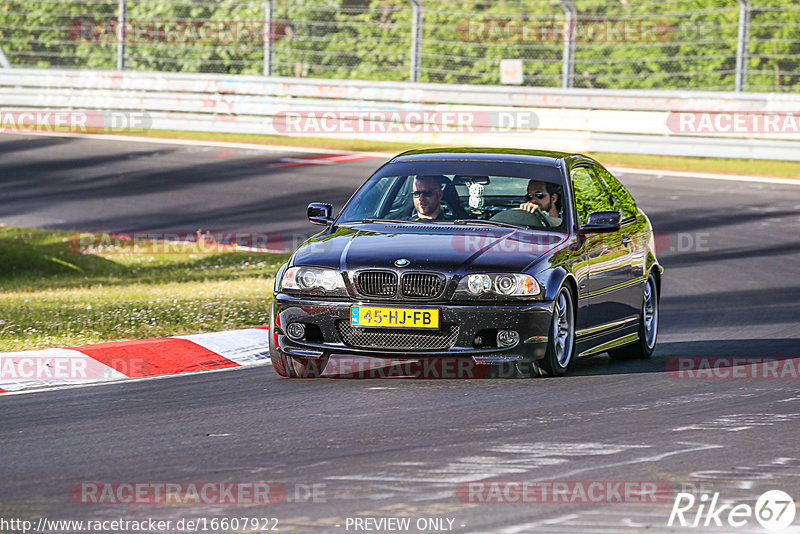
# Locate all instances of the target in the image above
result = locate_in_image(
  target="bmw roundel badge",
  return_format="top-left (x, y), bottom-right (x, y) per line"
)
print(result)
top-left (394, 258), bottom-right (410, 267)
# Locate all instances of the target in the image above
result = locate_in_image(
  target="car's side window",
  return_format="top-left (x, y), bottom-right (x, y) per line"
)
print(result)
top-left (571, 166), bottom-right (613, 224)
top-left (593, 165), bottom-right (637, 219)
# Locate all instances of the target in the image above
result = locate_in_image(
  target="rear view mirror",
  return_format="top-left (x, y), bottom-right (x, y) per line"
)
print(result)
top-left (580, 210), bottom-right (621, 233)
top-left (308, 203), bottom-right (334, 226)
top-left (452, 175), bottom-right (490, 186)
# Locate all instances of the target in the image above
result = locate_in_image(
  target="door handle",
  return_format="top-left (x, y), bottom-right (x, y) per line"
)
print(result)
top-left (621, 234), bottom-right (631, 246)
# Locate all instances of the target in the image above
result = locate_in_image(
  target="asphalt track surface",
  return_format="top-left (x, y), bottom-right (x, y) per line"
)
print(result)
top-left (2, 133), bottom-right (800, 533)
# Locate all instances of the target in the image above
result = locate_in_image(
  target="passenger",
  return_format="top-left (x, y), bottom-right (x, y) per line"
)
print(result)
top-left (410, 175), bottom-right (453, 221)
top-left (519, 180), bottom-right (562, 226)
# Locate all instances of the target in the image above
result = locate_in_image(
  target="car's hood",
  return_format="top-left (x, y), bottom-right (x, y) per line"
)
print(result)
top-left (291, 223), bottom-right (565, 274)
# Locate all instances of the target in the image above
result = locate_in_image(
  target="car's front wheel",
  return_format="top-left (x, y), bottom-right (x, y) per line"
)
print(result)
top-left (539, 285), bottom-right (576, 376)
top-left (608, 273), bottom-right (659, 360)
top-left (269, 307), bottom-right (329, 378)
top-left (271, 353), bottom-right (329, 378)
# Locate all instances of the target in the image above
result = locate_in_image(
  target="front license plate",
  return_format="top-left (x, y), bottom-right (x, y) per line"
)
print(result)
top-left (350, 306), bottom-right (439, 329)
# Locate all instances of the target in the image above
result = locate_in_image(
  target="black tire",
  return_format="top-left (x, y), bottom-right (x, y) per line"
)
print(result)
top-left (608, 273), bottom-right (659, 360)
top-left (538, 285), bottom-right (576, 376)
top-left (269, 306), bottom-right (329, 378)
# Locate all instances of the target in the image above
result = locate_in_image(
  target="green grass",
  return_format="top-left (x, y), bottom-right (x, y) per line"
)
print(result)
top-left (0, 225), bottom-right (289, 351)
top-left (591, 152), bottom-right (800, 179)
top-left (119, 129), bottom-right (800, 179)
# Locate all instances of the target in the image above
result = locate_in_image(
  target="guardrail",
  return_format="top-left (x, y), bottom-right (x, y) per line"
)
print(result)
top-left (2, 69), bottom-right (800, 160)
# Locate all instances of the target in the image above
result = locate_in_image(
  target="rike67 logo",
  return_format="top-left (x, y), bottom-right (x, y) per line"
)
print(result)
top-left (668, 490), bottom-right (796, 531)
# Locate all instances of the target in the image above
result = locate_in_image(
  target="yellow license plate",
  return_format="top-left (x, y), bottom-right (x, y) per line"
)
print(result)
top-left (350, 306), bottom-right (439, 329)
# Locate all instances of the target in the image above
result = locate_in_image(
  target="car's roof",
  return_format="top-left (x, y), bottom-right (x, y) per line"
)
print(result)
top-left (390, 147), bottom-right (590, 167)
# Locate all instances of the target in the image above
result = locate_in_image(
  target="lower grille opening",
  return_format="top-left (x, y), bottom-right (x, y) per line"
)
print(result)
top-left (336, 321), bottom-right (459, 351)
top-left (302, 323), bottom-right (325, 343)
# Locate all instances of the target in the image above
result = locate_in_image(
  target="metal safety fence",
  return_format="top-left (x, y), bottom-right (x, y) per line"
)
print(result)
top-left (1, 1), bottom-right (800, 92)
top-left (3, 69), bottom-right (800, 161)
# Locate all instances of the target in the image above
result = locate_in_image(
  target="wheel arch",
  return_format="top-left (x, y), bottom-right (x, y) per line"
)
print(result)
top-left (647, 263), bottom-right (662, 302)
top-left (561, 274), bottom-right (578, 318)
top-left (538, 267), bottom-right (578, 316)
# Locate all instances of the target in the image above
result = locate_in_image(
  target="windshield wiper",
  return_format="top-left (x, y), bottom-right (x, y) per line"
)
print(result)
top-left (360, 218), bottom-right (459, 224)
top-left (452, 219), bottom-right (525, 229)
top-left (360, 218), bottom-right (414, 224)
top-left (360, 218), bottom-right (523, 228)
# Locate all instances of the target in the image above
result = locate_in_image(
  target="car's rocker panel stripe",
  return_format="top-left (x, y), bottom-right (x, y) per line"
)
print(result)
top-left (576, 316), bottom-right (638, 339)
top-left (578, 333), bottom-right (640, 358)
top-left (579, 275), bottom-right (646, 300)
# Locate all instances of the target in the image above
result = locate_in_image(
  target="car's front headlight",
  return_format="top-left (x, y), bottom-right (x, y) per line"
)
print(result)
top-left (280, 266), bottom-right (347, 296)
top-left (453, 273), bottom-right (541, 300)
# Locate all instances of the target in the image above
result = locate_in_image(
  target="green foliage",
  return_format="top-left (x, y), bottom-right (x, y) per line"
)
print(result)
top-left (0, 0), bottom-right (117, 69)
top-left (0, 225), bottom-right (289, 351)
top-left (1, 0), bottom-right (799, 90)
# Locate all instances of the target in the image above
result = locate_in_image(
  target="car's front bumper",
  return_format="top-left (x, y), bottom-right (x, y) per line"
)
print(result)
top-left (272, 294), bottom-right (554, 363)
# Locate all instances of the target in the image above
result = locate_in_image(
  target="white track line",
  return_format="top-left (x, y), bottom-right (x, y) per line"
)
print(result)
top-left (3, 132), bottom-right (800, 185)
top-left (2, 130), bottom-right (394, 157)
top-left (8, 130), bottom-right (797, 185)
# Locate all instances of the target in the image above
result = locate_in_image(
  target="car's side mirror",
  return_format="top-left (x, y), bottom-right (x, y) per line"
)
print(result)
top-left (580, 210), bottom-right (621, 233)
top-left (308, 202), bottom-right (334, 226)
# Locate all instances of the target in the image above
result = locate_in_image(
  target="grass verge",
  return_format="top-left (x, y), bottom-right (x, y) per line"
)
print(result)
top-left (592, 152), bottom-right (800, 179)
top-left (0, 225), bottom-right (288, 351)
top-left (119, 129), bottom-right (800, 179)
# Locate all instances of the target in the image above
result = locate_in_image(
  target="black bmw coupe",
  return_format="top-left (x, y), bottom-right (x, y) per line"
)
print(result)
top-left (269, 148), bottom-right (662, 378)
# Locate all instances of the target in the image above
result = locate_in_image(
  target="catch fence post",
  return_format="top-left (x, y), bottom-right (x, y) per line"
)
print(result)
top-left (409, 0), bottom-right (422, 83)
top-left (117, 0), bottom-right (126, 70)
top-left (735, 0), bottom-right (751, 91)
top-left (559, 0), bottom-right (576, 89)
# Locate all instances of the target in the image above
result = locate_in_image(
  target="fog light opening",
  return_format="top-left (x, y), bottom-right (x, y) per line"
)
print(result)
top-left (286, 322), bottom-right (306, 340)
top-left (497, 329), bottom-right (519, 347)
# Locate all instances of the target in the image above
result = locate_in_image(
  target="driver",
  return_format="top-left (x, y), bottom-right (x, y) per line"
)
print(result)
top-left (410, 175), bottom-right (453, 221)
top-left (519, 180), bottom-right (562, 226)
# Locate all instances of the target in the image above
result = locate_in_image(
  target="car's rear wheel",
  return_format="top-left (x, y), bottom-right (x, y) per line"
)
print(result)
top-left (608, 273), bottom-right (658, 360)
top-left (269, 307), bottom-right (329, 378)
top-left (538, 285), bottom-right (575, 376)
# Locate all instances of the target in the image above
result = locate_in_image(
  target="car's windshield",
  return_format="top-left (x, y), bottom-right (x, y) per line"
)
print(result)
top-left (337, 160), bottom-right (567, 231)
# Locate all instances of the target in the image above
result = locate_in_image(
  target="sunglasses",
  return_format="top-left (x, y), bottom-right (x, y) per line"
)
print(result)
top-left (525, 191), bottom-right (546, 201)
top-left (412, 189), bottom-right (437, 198)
